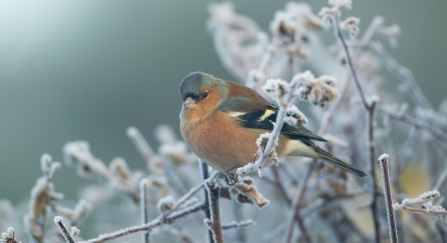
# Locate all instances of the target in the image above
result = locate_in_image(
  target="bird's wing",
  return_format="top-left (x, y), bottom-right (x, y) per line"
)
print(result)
top-left (218, 97), bottom-right (327, 142)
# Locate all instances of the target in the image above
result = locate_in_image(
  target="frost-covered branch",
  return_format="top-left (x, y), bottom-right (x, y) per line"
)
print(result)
top-left (322, 3), bottom-right (380, 242)
top-left (393, 190), bottom-right (447, 216)
top-left (204, 182), bottom-right (223, 243)
top-left (221, 220), bottom-right (255, 230)
top-left (378, 154), bottom-right (398, 243)
top-left (54, 216), bottom-right (75, 243)
top-left (1, 227), bottom-right (21, 243)
top-left (284, 163), bottom-right (315, 243)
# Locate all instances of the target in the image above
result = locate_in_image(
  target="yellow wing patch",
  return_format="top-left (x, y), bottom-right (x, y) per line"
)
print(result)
top-left (257, 109), bottom-right (276, 122)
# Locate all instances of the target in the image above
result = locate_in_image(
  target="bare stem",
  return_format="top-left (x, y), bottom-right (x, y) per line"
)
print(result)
top-left (221, 220), bottom-right (255, 230)
top-left (200, 160), bottom-right (214, 242)
top-left (284, 164), bottom-right (314, 243)
top-left (378, 154), bottom-right (398, 243)
top-left (78, 203), bottom-right (205, 243)
top-left (140, 179), bottom-right (150, 243)
top-left (434, 159), bottom-right (447, 190)
top-left (54, 216), bottom-right (75, 243)
top-left (331, 13), bottom-right (380, 243)
top-left (204, 182), bottom-right (223, 243)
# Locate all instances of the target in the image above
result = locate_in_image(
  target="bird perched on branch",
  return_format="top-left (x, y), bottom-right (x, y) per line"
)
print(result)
top-left (179, 72), bottom-right (366, 177)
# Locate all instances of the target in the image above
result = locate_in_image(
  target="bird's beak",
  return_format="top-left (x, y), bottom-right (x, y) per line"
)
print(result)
top-left (182, 97), bottom-right (197, 109)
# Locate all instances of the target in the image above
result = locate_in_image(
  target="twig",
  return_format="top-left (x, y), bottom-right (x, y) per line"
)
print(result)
top-left (54, 216), bottom-right (75, 243)
top-left (204, 182), bottom-right (223, 243)
top-left (221, 220), bottom-right (255, 230)
top-left (284, 163), bottom-right (314, 243)
top-left (370, 42), bottom-right (431, 109)
top-left (199, 160), bottom-right (214, 242)
top-left (378, 154), bottom-right (398, 243)
top-left (236, 81), bottom-right (300, 176)
top-left (376, 107), bottom-right (447, 150)
top-left (331, 13), bottom-right (380, 243)
top-left (127, 127), bottom-right (155, 166)
top-left (434, 159), bottom-right (447, 190)
top-left (140, 179), bottom-right (150, 243)
top-left (78, 203), bottom-right (205, 243)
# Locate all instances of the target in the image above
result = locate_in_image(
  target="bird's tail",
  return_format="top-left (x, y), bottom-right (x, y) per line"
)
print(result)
top-left (311, 144), bottom-right (367, 177)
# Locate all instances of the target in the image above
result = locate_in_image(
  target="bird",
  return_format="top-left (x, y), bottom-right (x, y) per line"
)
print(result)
top-left (179, 72), bottom-right (366, 178)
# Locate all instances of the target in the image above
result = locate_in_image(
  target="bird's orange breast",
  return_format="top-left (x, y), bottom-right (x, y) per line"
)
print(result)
top-left (180, 110), bottom-right (291, 173)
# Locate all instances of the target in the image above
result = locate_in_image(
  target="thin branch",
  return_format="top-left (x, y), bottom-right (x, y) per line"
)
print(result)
top-left (78, 203), bottom-right (205, 243)
top-left (204, 182), bottom-right (223, 243)
top-left (284, 164), bottom-right (314, 243)
top-left (378, 154), bottom-right (398, 243)
top-left (369, 42), bottom-right (431, 109)
top-left (140, 179), bottom-right (150, 243)
top-left (236, 81), bottom-right (300, 176)
top-left (331, 13), bottom-right (380, 243)
top-left (221, 220), bottom-right (255, 230)
top-left (54, 216), bottom-right (75, 243)
top-left (199, 160), bottom-right (214, 242)
top-left (376, 107), bottom-right (447, 150)
top-left (127, 127), bottom-right (155, 166)
top-left (434, 159), bottom-right (447, 190)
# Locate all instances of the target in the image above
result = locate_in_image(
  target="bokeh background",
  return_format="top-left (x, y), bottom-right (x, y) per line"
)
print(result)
top-left (0, 0), bottom-right (446, 204)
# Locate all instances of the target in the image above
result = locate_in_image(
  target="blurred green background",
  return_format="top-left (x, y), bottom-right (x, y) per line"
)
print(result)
top-left (0, 0), bottom-right (446, 203)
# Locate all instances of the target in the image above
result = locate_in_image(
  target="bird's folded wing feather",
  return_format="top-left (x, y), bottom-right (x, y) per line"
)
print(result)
top-left (218, 97), bottom-right (327, 142)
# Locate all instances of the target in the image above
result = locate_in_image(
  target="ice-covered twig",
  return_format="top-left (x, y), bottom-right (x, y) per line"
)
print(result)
top-left (221, 220), bottom-right (255, 230)
top-left (204, 182), bottom-right (223, 243)
top-left (370, 42), bottom-right (431, 110)
top-left (284, 163), bottom-right (315, 243)
top-left (393, 190), bottom-right (447, 216)
top-left (236, 78), bottom-right (298, 176)
top-left (378, 154), bottom-right (398, 243)
top-left (1, 227), bottom-right (21, 243)
top-left (78, 203), bottom-right (205, 243)
top-left (63, 142), bottom-right (139, 202)
top-left (434, 159), bottom-right (447, 191)
top-left (323, 7), bottom-right (380, 242)
top-left (127, 127), bottom-right (155, 168)
top-left (139, 179), bottom-right (150, 243)
top-left (54, 216), bottom-right (75, 243)
top-left (376, 107), bottom-right (447, 150)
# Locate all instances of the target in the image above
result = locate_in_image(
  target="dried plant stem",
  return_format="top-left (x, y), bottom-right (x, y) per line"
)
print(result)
top-left (205, 182), bottom-right (223, 243)
top-left (127, 127), bottom-right (155, 165)
top-left (331, 14), bottom-right (380, 243)
top-left (434, 159), bottom-right (447, 190)
top-left (378, 155), bottom-right (398, 243)
top-left (236, 82), bottom-right (299, 176)
top-left (376, 107), bottom-right (447, 149)
top-left (54, 216), bottom-right (75, 243)
top-left (221, 220), bottom-right (255, 230)
top-left (140, 180), bottom-right (150, 243)
top-left (370, 43), bottom-right (431, 109)
top-left (79, 203), bottom-right (205, 243)
top-left (200, 160), bottom-right (214, 242)
top-left (284, 164), bottom-right (314, 243)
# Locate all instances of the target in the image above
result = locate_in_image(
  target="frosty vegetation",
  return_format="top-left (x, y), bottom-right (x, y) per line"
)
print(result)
top-left (1, 1), bottom-right (447, 243)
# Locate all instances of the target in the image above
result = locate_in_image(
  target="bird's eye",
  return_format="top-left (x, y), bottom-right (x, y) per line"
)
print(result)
top-left (202, 92), bottom-right (208, 98)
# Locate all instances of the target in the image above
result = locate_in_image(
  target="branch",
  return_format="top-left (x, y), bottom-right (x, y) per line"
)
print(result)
top-left (330, 12), bottom-right (380, 243)
top-left (378, 154), bottom-right (398, 243)
top-left (221, 220), bottom-right (255, 230)
top-left (54, 216), bottom-right (75, 243)
top-left (284, 164), bottom-right (314, 243)
top-left (140, 179), bottom-right (150, 243)
top-left (376, 106), bottom-right (447, 150)
top-left (78, 203), bottom-right (205, 243)
top-left (204, 182), bottom-right (223, 243)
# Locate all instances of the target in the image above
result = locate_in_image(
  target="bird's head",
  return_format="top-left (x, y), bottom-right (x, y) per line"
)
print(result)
top-left (179, 72), bottom-right (225, 109)
top-left (179, 72), bottom-right (227, 122)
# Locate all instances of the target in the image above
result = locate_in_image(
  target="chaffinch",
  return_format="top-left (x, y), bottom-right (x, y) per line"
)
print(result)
top-left (179, 72), bottom-right (366, 177)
